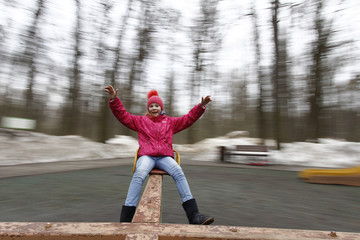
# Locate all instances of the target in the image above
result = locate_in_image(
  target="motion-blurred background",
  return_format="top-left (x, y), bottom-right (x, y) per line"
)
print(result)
top-left (0, 0), bottom-right (359, 147)
top-left (1, 0), bottom-right (360, 231)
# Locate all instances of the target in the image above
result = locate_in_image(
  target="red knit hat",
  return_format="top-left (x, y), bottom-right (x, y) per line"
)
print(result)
top-left (147, 90), bottom-right (164, 110)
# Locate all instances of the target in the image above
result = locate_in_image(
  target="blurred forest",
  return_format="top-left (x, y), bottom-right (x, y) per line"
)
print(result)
top-left (0, 0), bottom-right (359, 148)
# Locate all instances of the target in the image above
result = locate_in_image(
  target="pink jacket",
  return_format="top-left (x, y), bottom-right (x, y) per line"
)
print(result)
top-left (109, 97), bottom-right (206, 158)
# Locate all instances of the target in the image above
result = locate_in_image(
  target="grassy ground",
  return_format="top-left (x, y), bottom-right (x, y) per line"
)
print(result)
top-left (1, 164), bottom-right (359, 233)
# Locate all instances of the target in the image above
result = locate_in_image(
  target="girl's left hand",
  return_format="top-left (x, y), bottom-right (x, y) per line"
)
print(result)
top-left (201, 96), bottom-right (212, 106)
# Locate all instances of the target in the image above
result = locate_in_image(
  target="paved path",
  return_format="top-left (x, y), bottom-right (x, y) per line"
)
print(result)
top-left (0, 161), bottom-right (359, 233)
top-left (0, 158), bottom-right (309, 179)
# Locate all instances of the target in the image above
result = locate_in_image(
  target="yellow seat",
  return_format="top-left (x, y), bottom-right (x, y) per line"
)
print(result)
top-left (298, 166), bottom-right (360, 186)
top-left (133, 149), bottom-right (181, 174)
top-left (298, 166), bottom-right (360, 179)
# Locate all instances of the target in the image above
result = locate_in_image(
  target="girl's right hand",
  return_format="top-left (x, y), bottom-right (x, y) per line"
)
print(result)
top-left (201, 95), bottom-right (212, 106)
top-left (104, 85), bottom-right (118, 99)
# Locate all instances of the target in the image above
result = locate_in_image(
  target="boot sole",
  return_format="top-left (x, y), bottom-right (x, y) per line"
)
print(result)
top-left (201, 217), bottom-right (214, 225)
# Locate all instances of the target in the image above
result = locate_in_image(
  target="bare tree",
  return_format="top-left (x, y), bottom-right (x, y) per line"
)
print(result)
top-left (0, 0), bottom-right (17, 115)
top-left (230, 71), bottom-right (248, 129)
top-left (306, 0), bottom-right (350, 141)
top-left (271, 0), bottom-right (281, 149)
top-left (278, 35), bottom-right (291, 142)
top-left (251, 2), bottom-right (267, 143)
top-left (187, 0), bottom-right (221, 143)
top-left (21, 0), bottom-right (46, 119)
top-left (163, 9), bottom-right (181, 117)
top-left (63, 0), bottom-right (83, 135)
top-left (125, 1), bottom-right (157, 112)
top-left (88, 1), bottom-right (114, 142)
top-left (109, 0), bottom-right (134, 88)
top-left (347, 75), bottom-right (360, 141)
top-left (98, 0), bottom-right (135, 141)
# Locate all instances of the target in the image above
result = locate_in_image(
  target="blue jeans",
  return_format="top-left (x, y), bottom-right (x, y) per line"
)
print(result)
top-left (125, 155), bottom-right (193, 206)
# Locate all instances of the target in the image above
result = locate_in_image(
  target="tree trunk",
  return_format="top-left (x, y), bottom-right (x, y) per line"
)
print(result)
top-left (272, 0), bottom-right (281, 150)
top-left (308, 0), bottom-right (328, 141)
top-left (23, 0), bottom-right (45, 120)
top-left (64, 0), bottom-right (82, 135)
top-left (251, 3), bottom-right (266, 143)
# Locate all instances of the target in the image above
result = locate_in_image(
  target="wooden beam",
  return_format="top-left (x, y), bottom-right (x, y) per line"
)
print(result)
top-left (1, 222), bottom-right (360, 240)
top-left (126, 233), bottom-right (159, 240)
top-left (132, 174), bottom-right (163, 223)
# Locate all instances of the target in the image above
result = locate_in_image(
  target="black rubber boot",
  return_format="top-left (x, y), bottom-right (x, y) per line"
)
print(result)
top-left (120, 205), bottom-right (136, 222)
top-left (182, 198), bottom-right (214, 225)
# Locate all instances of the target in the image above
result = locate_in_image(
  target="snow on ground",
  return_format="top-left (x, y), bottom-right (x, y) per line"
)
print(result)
top-left (271, 139), bottom-right (360, 168)
top-left (0, 129), bottom-right (137, 166)
top-left (0, 128), bottom-right (359, 168)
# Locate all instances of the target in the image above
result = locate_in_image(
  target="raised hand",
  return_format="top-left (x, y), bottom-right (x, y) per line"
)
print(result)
top-left (104, 85), bottom-right (118, 99)
top-left (201, 96), bottom-right (212, 106)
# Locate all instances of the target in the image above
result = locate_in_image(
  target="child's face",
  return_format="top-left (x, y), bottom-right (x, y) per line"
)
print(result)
top-left (148, 103), bottom-right (161, 116)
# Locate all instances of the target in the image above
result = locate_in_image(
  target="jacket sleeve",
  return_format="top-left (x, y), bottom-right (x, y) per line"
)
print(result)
top-left (109, 97), bottom-right (140, 132)
top-left (171, 103), bottom-right (206, 134)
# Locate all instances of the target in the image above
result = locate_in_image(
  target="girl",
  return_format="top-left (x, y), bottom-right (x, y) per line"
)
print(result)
top-left (104, 85), bottom-right (213, 225)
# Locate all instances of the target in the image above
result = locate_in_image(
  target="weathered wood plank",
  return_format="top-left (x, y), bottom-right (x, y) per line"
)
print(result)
top-left (132, 174), bottom-right (163, 224)
top-left (1, 222), bottom-right (360, 240)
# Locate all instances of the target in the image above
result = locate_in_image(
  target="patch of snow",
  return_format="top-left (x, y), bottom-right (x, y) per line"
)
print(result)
top-left (0, 129), bottom-right (136, 165)
top-left (271, 139), bottom-right (360, 168)
top-left (0, 128), bottom-right (359, 168)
